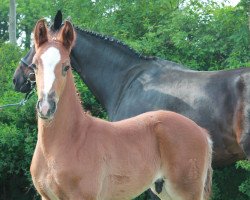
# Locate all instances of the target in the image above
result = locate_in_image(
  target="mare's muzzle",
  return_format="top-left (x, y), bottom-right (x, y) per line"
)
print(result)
top-left (36, 95), bottom-right (57, 120)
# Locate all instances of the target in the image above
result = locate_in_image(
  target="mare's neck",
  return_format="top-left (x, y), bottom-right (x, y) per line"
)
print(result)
top-left (38, 70), bottom-right (88, 155)
top-left (70, 29), bottom-right (147, 118)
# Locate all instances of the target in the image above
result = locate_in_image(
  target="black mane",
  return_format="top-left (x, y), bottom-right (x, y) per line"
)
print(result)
top-left (74, 26), bottom-right (156, 61)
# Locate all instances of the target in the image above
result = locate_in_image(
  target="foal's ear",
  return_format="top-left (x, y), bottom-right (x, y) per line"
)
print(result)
top-left (59, 20), bottom-right (75, 50)
top-left (34, 19), bottom-right (48, 49)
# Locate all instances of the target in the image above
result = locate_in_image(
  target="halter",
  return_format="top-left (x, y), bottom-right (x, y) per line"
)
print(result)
top-left (20, 57), bottom-right (36, 89)
top-left (20, 57), bottom-right (30, 67)
top-left (26, 71), bottom-right (36, 88)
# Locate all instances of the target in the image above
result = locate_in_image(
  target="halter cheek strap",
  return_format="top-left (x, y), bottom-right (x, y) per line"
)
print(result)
top-left (20, 57), bottom-right (30, 67)
top-left (20, 57), bottom-right (36, 88)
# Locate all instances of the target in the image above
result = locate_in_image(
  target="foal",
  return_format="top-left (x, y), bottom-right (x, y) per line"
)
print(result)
top-left (30, 19), bottom-right (213, 200)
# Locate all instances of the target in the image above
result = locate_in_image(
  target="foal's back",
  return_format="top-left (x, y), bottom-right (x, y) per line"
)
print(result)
top-left (85, 110), bottom-right (212, 200)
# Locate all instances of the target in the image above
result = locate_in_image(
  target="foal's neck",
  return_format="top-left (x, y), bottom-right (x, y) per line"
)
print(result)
top-left (38, 70), bottom-right (87, 154)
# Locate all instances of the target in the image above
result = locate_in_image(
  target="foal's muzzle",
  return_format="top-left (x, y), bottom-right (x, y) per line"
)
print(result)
top-left (36, 97), bottom-right (57, 120)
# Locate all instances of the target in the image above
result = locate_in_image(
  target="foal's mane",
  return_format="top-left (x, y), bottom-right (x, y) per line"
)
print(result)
top-left (74, 26), bottom-right (156, 61)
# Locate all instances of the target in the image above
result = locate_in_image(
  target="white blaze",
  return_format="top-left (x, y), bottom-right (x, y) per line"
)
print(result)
top-left (41, 47), bottom-right (61, 95)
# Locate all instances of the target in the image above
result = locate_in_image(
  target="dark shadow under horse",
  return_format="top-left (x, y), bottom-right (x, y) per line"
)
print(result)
top-left (13, 12), bottom-right (250, 169)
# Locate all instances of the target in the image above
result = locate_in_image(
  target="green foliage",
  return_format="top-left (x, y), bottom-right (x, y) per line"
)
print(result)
top-left (0, 0), bottom-right (9, 41)
top-left (16, 0), bottom-right (54, 48)
top-left (120, 0), bottom-right (249, 70)
top-left (211, 164), bottom-right (250, 200)
top-left (236, 160), bottom-right (250, 198)
top-left (58, 0), bottom-right (249, 70)
top-left (0, 42), bottom-right (38, 199)
top-left (0, 43), bottom-right (22, 93)
top-left (74, 71), bottom-right (107, 119)
top-left (237, 160), bottom-right (250, 171)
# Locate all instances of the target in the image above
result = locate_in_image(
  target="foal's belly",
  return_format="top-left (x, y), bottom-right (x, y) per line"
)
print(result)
top-left (100, 169), bottom-right (159, 200)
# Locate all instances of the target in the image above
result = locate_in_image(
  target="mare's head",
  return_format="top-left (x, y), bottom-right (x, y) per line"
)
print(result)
top-left (32, 19), bottom-right (75, 120)
top-left (13, 49), bottom-right (36, 93)
top-left (13, 11), bottom-right (63, 94)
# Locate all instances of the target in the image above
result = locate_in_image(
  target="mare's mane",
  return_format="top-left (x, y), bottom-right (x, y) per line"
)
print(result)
top-left (74, 25), bottom-right (156, 61)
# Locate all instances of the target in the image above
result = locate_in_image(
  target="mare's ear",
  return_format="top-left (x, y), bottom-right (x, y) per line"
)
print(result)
top-left (52, 10), bottom-right (62, 31)
top-left (34, 19), bottom-right (48, 50)
top-left (58, 20), bottom-right (75, 50)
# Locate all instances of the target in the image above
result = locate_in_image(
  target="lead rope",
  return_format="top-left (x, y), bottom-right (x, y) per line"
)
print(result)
top-left (0, 70), bottom-right (36, 110)
top-left (0, 88), bottom-right (35, 110)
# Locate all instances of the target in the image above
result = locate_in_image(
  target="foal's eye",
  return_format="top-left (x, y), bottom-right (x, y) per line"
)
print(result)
top-left (62, 65), bottom-right (70, 76)
top-left (63, 65), bottom-right (70, 72)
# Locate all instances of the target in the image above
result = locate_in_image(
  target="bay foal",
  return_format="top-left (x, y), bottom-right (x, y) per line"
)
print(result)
top-left (30, 19), bottom-right (213, 200)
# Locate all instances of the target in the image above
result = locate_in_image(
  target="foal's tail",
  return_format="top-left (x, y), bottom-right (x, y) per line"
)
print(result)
top-left (203, 131), bottom-right (213, 200)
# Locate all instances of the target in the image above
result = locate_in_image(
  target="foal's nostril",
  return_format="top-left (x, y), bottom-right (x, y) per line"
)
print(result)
top-left (36, 99), bottom-right (57, 119)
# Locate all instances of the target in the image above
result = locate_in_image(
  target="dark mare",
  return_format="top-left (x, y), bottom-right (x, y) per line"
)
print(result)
top-left (13, 12), bottom-right (250, 168)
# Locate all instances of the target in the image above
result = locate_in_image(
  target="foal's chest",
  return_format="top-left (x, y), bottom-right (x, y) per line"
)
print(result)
top-left (36, 176), bottom-right (61, 200)
top-left (32, 162), bottom-right (64, 199)
top-left (31, 148), bottom-right (67, 199)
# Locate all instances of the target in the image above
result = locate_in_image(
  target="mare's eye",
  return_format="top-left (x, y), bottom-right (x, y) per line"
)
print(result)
top-left (29, 63), bottom-right (37, 70)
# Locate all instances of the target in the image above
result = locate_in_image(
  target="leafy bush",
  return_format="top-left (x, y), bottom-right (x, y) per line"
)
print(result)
top-left (0, 42), bottom-right (38, 199)
top-left (236, 160), bottom-right (250, 198)
top-left (0, 123), bottom-right (37, 200)
top-left (212, 164), bottom-right (250, 200)
top-left (74, 71), bottom-right (107, 119)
